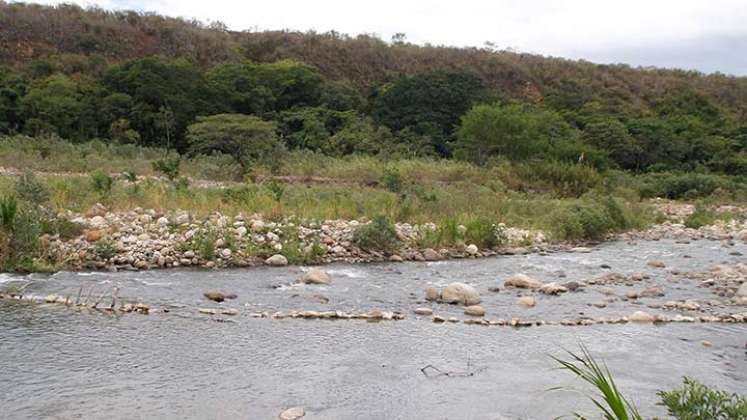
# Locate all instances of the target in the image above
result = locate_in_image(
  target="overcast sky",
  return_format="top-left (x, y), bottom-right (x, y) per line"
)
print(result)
top-left (30, 0), bottom-right (747, 75)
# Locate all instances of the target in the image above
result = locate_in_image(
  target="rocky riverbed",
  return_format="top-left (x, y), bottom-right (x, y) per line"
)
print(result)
top-left (37, 201), bottom-right (747, 274)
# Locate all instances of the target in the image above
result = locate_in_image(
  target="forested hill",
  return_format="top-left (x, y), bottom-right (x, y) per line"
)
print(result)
top-left (2, 1), bottom-right (747, 174)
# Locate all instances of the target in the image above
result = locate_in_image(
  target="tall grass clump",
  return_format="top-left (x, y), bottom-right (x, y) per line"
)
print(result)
top-left (91, 169), bottom-right (114, 194)
top-left (658, 377), bottom-right (747, 420)
top-left (464, 219), bottom-right (502, 249)
top-left (15, 171), bottom-right (49, 205)
top-left (552, 345), bottom-right (642, 420)
top-left (352, 216), bottom-right (400, 253)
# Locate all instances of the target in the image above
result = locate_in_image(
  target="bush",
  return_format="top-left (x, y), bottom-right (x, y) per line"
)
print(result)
top-left (684, 205), bottom-right (719, 229)
top-left (15, 171), bottom-right (49, 204)
top-left (639, 173), bottom-right (728, 199)
top-left (40, 217), bottom-right (85, 240)
top-left (658, 377), bottom-right (747, 420)
top-left (464, 219), bottom-right (502, 249)
top-left (94, 239), bottom-right (116, 260)
top-left (353, 216), bottom-right (401, 253)
top-left (152, 156), bottom-right (181, 181)
top-left (550, 199), bottom-right (631, 241)
top-left (90, 169), bottom-right (113, 194)
top-left (0, 204), bottom-right (42, 271)
top-left (0, 195), bottom-right (17, 230)
top-left (381, 166), bottom-right (404, 193)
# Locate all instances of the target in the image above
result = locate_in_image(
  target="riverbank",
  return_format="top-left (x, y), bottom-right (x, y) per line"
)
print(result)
top-left (13, 200), bottom-right (747, 273)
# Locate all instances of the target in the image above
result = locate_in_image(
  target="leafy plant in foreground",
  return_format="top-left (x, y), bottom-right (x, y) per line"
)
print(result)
top-left (552, 345), bottom-right (642, 420)
top-left (658, 377), bottom-right (747, 420)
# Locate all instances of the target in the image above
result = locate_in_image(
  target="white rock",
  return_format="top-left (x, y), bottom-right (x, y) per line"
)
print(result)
top-left (737, 282), bottom-right (747, 298)
top-left (236, 226), bottom-right (247, 237)
top-left (251, 220), bottom-right (265, 232)
top-left (414, 307), bottom-right (433, 316)
top-left (518, 296), bottom-right (536, 307)
top-left (465, 244), bottom-right (479, 255)
top-left (220, 248), bottom-right (232, 259)
top-left (175, 213), bottom-right (190, 225)
top-left (90, 216), bottom-right (107, 228)
top-left (538, 282), bottom-right (568, 295)
top-left (464, 305), bottom-right (485, 317)
top-left (157, 217), bottom-right (169, 226)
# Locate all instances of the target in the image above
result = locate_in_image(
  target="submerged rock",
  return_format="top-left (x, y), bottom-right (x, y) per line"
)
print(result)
top-left (441, 282), bottom-right (481, 305)
top-left (647, 260), bottom-right (666, 268)
top-left (518, 296), bottom-right (536, 307)
top-left (414, 307), bottom-right (433, 316)
top-left (538, 282), bottom-right (568, 295)
top-left (629, 311), bottom-right (655, 323)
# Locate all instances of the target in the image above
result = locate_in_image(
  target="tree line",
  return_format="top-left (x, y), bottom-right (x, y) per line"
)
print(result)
top-left (1, 1), bottom-right (747, 175)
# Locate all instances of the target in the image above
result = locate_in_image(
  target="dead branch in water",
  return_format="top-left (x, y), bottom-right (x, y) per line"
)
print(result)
top-left (109, 286), bottom-right (119, 310)
top-left (91, 289), bottom-right (108, 309)
top-left (83, 286), bottom-right (95, 305)
top-left (74, 286), bottom-right (83, 305)
top-left (420, 358), bottom-right (484, 378)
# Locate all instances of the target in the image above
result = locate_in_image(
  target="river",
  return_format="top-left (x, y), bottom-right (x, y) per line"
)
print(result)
top-left (1, 239), bottom-right (745, 419)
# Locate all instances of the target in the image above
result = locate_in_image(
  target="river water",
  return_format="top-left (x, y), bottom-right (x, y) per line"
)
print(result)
top-left (1, 239), bottom-right (745, 419)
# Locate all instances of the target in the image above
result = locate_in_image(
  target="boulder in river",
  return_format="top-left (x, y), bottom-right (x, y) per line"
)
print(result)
top-left (414, 307), bottom-right (433, 316)
top-left (266, 254), bottom-right (289, 266)
top-left (561, 281), bottom-right (584, 292)
top-left (538, 282), bottom-right (568, 295)
top-left (464, 305), bottom-right (486, 317)
top-left (441, 282), bottom-right (481, 305)
top-left (504, 273), bottom-right (543, 289)
top-left (204, 291), bottom-right (225, 302)
top-left (647, 260), bottom-right (666, 268)
top-left (279, 406), bottom-right (305, 420)
top-left (629, 311), bottom-right (655, 323)
top-left (518, 296), bottom-right (536, 307)
top-left (425, 287), bottom-right (441, 301)
top-left (300, 269), bottom-right (331, 285)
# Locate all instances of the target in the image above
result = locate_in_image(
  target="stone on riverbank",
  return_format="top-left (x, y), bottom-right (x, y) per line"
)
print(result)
top-left (465, 244), bottom-right (479, 255)
top-left (414, 307), bottom-right (433, 316)
top-left (423, 248), bottom-right (441, 261)
top-left (300, 269), bottom-right (331, 285)
top-left (538, 282), bottom-right (568, 295)
top-left (505, 273), bottom-right (543, 289)
top-left (647, 260), bottom-right (666, 268)
top-left (737, 282), bottom-right (747, 298)
top-left (441, 282), bottom-right (481, 305)
top-left (266, 254), bottom-right (288, 266)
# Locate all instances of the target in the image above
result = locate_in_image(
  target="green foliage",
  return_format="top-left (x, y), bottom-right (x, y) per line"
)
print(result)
top-left (265, 180), bottom-right (285, 202)
top-left (552, 345), bottom-right (642, 420)
top-left (455, 103), bottom-right (582, 164)
top-left (639, 173), bottom-right (728, 200)
top-left (374, 71), bottom-right (485, 156)
top-left (187, 113), bottom-right (283, 173)
top-left (93, 238), bottom-right (116, 260)
top-left (40, 217), bottom-right (85, 240)
top-left (657, 377), bottom-right (747, 420)
top-left (683, 205), bottom-right (735, 229)
top-left (464, 219), bottom-right (502, 249)
top-left (549, 197), bottom-right (646, 241)
top-left (15, 171), bottom-right (49, 204)
top-left (352, 216), bottom-right (401, 253)
top-left (0, 195), bottom-right (17, 230)
top-left (152, 156), bottom-right (181, 181)
top-left (90, 169), bottom-right (113, 194)
top-left (381, 166), bottom-right (404, 193)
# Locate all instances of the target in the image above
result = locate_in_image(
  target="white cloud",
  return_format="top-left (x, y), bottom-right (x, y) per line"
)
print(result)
top-left (24, 0), bottom-right (747, 74)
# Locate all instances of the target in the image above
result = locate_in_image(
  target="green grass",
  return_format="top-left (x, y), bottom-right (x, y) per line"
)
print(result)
top-left (658, 377), bottom-right (747, 420)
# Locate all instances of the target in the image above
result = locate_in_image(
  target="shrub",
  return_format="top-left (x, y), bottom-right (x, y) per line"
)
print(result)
top-left (464, 219), bottom-right (502, 249)
top-left (684, 205), bottom-right (719, 229)
top-left (639, 173), bottom-right (727, 199)
top-left (40, 217), bottom-right (85, 240)
top-left (15, 171), bottom-right (49, 204)
top-left (152, 156), bottom-right (181, 181)
top-left (93, 239), bottom-right (116, 260)
top-left (0, 205), bottom-right (42, 271)
top-left (0, 195), bottom-right (17, 230)
top-left (381, 166), bottom-right (404, 193)
top-left (548, 197), bottom-right (644, 242)
top-left (658, 377), bottom-right (747, 420)
top-left (353, 216), bottom-right (401, 253)
top-left (90, 169), bottom-right (113, 194)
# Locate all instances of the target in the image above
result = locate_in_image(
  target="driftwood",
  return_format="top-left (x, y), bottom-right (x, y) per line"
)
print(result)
top-left (83, 286), bottom-right (95, 305)
top-left (109, 287), bottom-right (119, 310)
top-left (91, 290), bottom-right (108, 309)
top-left (420, 358), bottom-right (485, 378)
top-left (74, 286), bottom-right (83, 305)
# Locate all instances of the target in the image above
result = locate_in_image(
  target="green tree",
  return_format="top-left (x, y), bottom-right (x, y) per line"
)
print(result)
top-left (0, 66), bottom-right (27, 134)
top-left (104, 57), bottom-right (219, 149)
top-left (186, 114), bottom-right (283, 173)
top-left (20, 73), bottom-right (103, 141)
top-left (373, 70), bottom-right (485, 156)
top-left (582, 119), bottom-right (640, 169)
top-left (455, 103), bottom-right (576, 164)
